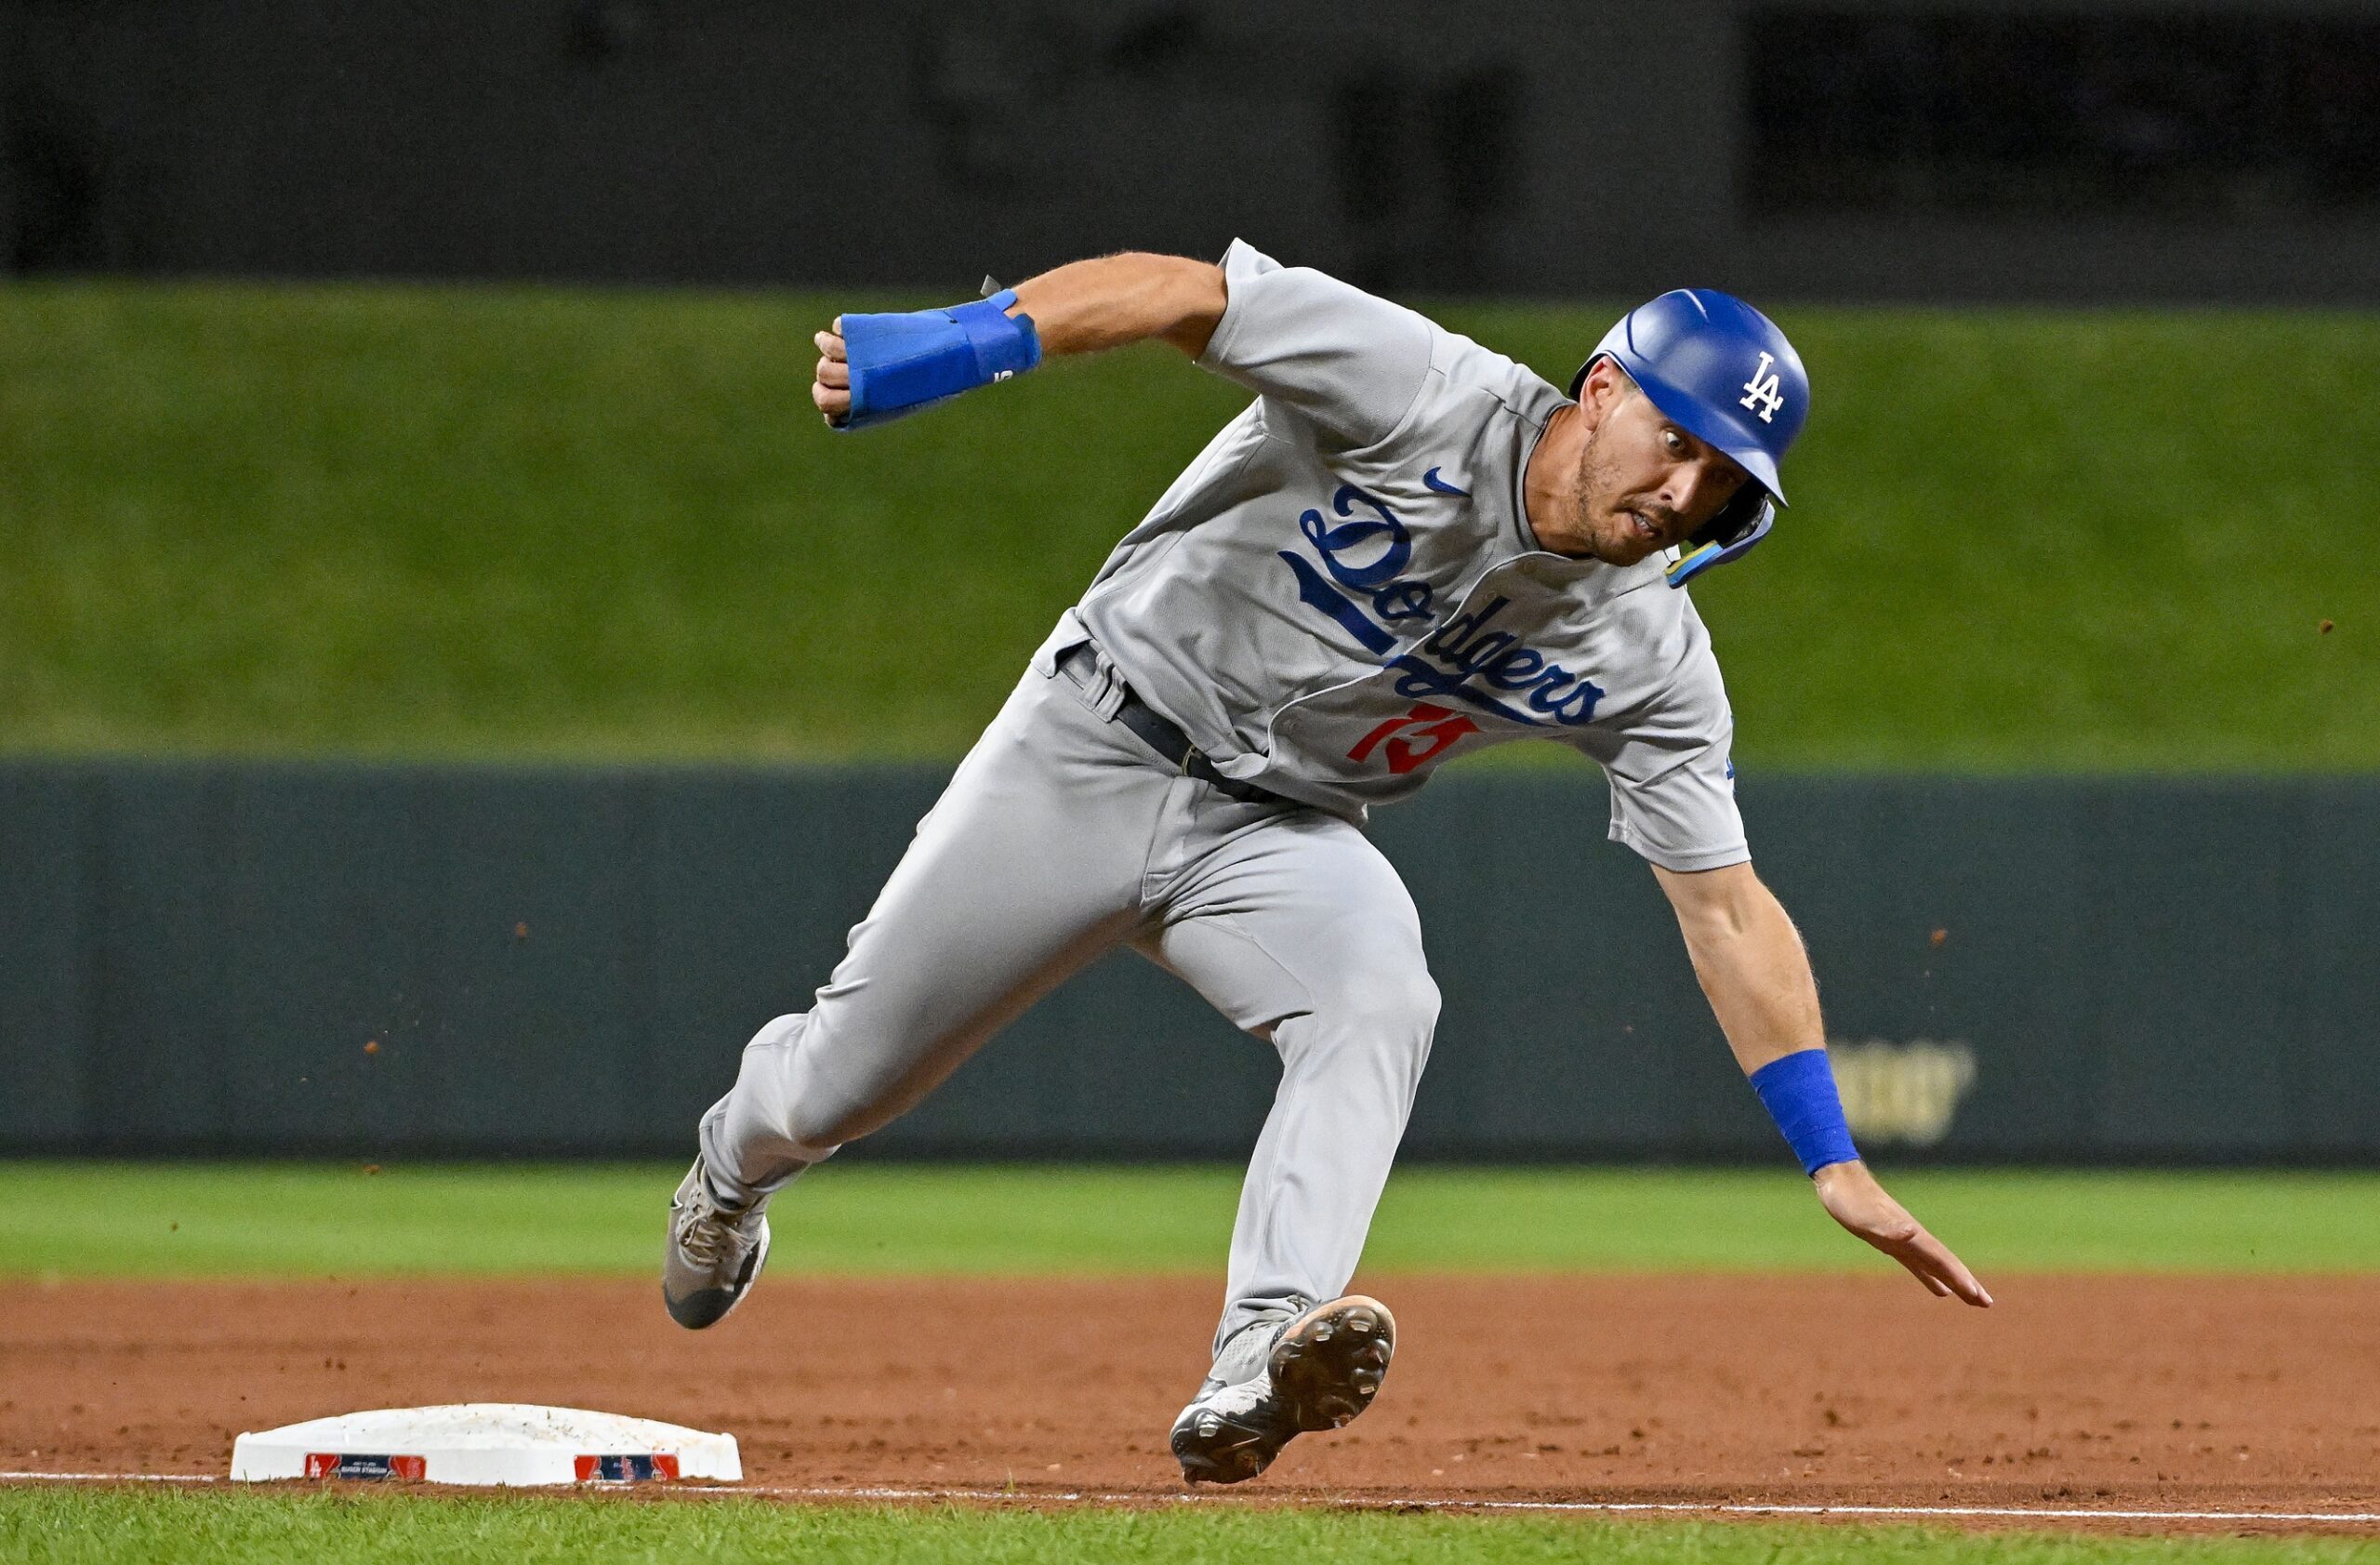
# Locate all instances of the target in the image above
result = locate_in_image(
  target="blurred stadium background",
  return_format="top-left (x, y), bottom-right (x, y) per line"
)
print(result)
top-left (3, 4), bottom-right (2378, 1558)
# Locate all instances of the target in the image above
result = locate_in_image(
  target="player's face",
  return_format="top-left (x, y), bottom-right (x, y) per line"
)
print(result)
top-left (1573, 380), bottom-right (1751, 566)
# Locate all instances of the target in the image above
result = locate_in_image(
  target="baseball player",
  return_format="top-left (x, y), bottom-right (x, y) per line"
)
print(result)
top-left (663, 242), bottom-right (1992, 1485)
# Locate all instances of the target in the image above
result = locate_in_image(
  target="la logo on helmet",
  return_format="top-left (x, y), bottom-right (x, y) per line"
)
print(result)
top-left (1739, 351), bottom-right (1785, 424)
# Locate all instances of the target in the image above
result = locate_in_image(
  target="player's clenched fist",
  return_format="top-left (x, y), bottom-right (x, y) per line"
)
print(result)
top-left (813, 320), bottom-right (851, 424)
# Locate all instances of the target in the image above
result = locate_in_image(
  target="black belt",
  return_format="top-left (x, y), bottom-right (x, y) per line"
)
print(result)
top-left (1058, 643), bottom-right (1286, 806)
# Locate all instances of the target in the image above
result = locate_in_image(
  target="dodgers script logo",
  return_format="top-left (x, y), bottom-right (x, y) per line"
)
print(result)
top-left (1276, 482), bottom-right (1606, 773)
top-left (1395, 597), bottom-right (1604, 728)
top-left (1276, 484), bottom-right (1435, 656)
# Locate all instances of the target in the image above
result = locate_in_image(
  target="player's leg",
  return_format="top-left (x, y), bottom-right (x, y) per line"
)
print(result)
top-left (698, 714), bottom-right (1138, 1196)
top-left (1139, 802), bottom-right (1438, 1479)
top-left (665, 653), bottom-right (1165, 1326)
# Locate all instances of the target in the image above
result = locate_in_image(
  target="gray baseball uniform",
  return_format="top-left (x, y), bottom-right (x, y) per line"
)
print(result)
top-left (701, 240), bottom-right (1747, 1352)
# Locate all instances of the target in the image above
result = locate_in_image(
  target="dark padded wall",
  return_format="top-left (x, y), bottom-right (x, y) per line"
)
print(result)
top-left (3, 760), bottom-right (2373, 1162)
top-left (9, 0), bottom-right (2380, 302)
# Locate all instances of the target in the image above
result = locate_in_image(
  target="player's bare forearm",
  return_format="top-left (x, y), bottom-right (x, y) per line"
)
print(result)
top-left (1650, 861), bottom-right (1992, 1306)
top-left (1649, 861), bottom-right (1822, 1076)
top-left (1009, 252), bottom-right (1227, 358)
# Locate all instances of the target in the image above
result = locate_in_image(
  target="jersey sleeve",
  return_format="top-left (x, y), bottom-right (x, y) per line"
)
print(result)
top-left (1196, 238), bottom-right (1436, 453)
top-left (1580, 630), bottom-right (1751, 874)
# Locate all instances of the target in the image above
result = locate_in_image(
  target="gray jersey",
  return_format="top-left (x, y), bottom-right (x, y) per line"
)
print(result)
top-left (1058, 239), bottom-right (1749, 873)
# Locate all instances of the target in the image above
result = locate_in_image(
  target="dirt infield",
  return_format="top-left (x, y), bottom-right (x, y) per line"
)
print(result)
top-left (5, 1274), bottom-right (2375, 1530)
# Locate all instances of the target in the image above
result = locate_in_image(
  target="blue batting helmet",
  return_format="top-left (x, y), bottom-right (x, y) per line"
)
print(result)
top-left (1567, 289), bottom-right (1809, 588)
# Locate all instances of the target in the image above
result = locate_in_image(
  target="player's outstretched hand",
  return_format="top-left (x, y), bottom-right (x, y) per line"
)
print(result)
top-left (813, 319), bottom-right (850, 424)
top-left (1812, 1160), bottom-right (1992, 1307)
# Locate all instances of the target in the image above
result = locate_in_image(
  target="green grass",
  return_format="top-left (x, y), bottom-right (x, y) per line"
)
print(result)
top-left (2, 282), bottom-right (2375, 766)
top-left (3, 1163), bottom-right (2374, 1280)
top-left (2, 1492), bottom-right (2373, 1565)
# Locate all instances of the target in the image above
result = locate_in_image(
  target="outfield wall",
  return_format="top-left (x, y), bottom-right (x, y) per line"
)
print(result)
top-left (2, 761), bottom-right (2373, 1164)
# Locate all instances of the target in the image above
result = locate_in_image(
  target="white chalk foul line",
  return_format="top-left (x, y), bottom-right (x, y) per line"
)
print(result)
top-left (700, 1482), bottom-right (2380, 1526)
top-left (5, 1472), bottom-right (2376, 1526)
top-left (0, 1472), bottom-right (217, 1484)
top-left (1501, 1500), bottom-right (2380, 1526)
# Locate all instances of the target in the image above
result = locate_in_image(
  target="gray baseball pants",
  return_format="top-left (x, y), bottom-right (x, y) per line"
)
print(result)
top-left (699, 631), bottom-right (1439, 1353)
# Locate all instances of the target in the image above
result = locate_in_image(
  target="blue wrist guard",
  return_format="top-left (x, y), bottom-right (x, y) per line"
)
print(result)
top-left (1749, 1048), bottom-right (1859, 1176)
top-left (832, 288), bottom-right (1041, 431)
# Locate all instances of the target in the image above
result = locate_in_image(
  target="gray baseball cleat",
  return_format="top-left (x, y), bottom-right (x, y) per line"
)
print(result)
top-left (1169, 1293), bottom-right (1396, 1484)
top-left (661, 1159), bottom-right (772, 1329)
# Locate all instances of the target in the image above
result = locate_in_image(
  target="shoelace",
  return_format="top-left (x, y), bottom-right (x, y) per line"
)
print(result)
top-left (676, 1189), bottom-right (748, 1267)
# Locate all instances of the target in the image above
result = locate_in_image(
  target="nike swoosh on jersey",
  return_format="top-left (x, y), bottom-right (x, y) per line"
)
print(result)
top-left (1421, 467), bottom-right (1468, 497)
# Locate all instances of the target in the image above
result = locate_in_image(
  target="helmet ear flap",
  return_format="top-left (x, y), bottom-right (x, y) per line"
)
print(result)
top-left (1667, 492), bottom-right (1777, 589)
top-left (1690, 484), bottom-right (1771, 550)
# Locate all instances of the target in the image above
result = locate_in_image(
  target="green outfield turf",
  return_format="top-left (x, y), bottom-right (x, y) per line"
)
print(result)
top-left (2, 1163), bottom-right (2373, 1279)
top-left (3, 1492), bottom-right (2375, 1565)
top-left (2, 283), bottom-right (2374, 767)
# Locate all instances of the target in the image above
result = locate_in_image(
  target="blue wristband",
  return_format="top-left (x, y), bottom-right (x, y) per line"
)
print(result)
top-left (834, 288), bottom-right (1041, 431)
top-left (1748, 1048), bottom-right (1859, 1176)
